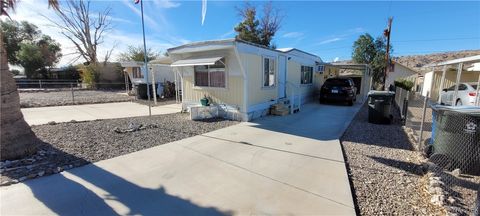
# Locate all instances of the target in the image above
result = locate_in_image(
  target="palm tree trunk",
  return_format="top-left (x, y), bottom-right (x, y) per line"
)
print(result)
top-left (1, 32), bottom-right (38, 160)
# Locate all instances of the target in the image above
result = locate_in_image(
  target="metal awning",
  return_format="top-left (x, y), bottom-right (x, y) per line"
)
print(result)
top-left (171, 56), bottom-right (224, 67)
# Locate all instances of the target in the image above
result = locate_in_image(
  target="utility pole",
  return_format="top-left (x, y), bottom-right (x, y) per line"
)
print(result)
top-left (137, 0), bottom-right (152, 116)
top-left (383, 17), bottom-right (393, 91)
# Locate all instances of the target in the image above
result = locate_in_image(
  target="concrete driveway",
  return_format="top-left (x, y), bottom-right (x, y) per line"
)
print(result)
top-left (21, 102), bottom-right (182, 125)
top-left (2, 102), bottom-right (361, 215)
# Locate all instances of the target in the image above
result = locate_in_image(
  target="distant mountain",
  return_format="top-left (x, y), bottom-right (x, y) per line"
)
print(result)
top-left (392, 50), bottom-right (480, 72)
top-left (333, 50), bottom-right (480, 73)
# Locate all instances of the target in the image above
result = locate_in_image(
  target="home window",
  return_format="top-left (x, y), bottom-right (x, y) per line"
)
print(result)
top-left (301, 65), bottom-right (313, 84)
top-left (132, 67), bottom-right (143, 78)
top-left (194, 58), bottom-right (226, 88)
top-left (263, 57), bottom-right (275, 87)
top-left (317, 65), bottom-right (325, 72)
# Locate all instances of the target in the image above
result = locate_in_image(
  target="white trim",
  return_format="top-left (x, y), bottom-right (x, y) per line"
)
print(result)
top-left (171, 56), bottom-right (224, 67)
top-left (192, 58), bottom-right (228, 89)
top-left (233, 45), bottom-right (248, 113)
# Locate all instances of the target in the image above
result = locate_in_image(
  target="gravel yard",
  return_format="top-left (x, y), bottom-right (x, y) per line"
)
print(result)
top-left (19, 90), bottom-right (135, 108)
top-left (1, 113), bottom-right (238, 186)
top-left (341, 104), bottom-right (443, 215)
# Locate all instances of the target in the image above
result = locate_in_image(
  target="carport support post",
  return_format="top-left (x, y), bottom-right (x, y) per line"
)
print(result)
top-left (151, 67), bottom-right (157, 105)
top-left (437, 65), bottom-right (447, 104)
top-left (453, 63), bottom-right (463, 106)
top-left (418, 91), bottom-right (429, 148)
top-left (476, 73), bottom-right (480, 106)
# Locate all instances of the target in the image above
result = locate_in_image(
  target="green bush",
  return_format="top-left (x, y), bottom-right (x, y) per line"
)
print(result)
top-left (394, 79), bottom-right (414, 91)
top-left (79, 64), bottom-right (99, 89)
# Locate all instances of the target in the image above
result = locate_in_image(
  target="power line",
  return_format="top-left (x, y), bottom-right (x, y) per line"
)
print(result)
top-left (313, 37), bottom-right (480, 52)
top-left (393, 37), bottom-right (480, 43)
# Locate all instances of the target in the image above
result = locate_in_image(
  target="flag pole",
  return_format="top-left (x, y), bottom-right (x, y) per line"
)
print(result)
top-left (140, 0), bottom-right (152, 116)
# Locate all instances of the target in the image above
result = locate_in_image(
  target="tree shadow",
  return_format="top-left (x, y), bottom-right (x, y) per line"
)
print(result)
top-left (370, 155), bottom-right (480, 192)
top-left (2, 142), bottom-right (231, 215)
top-left (369, 156), bottom-right (423, 176)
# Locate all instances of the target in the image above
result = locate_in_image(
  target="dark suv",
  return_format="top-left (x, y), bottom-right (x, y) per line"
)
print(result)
top-left (319, 77), bottom-right (357, 106)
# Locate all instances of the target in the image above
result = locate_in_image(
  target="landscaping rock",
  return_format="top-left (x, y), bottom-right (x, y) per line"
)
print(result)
top-left (1, 113), bottom-right (238, 186)
top-left (341, 104), bottom-right (442, 215)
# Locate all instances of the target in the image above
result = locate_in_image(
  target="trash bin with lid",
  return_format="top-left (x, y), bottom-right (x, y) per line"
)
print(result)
top-left (430, 105), bottom-right (480, 175)
top-left (367, 91), bottom-right (395, 124)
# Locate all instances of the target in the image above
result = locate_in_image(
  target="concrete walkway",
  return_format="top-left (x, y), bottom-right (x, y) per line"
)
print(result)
top-left (2, 102), bottom-right (362, 215)
top-left (21, 102), bottom-right (182, 125)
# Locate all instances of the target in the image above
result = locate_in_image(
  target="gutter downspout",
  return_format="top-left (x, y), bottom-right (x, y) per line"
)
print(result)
top-left (234, 43), bottom-right (248, 121)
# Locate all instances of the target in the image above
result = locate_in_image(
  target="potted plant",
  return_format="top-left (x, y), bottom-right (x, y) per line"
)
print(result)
top-left (200, 94), bottom-right (210, 106)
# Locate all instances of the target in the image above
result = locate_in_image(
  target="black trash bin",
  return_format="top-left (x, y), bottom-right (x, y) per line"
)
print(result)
top-left (430, 105), bottom-right (480, 175)
top-left (367, 91), bottom-right (395, 124)
top-left (136, 83), bottom-right (158, 100)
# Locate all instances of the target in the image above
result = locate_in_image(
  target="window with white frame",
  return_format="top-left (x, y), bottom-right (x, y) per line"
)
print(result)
top-left (132, 67), bottom-right (143, 78)
top-left (263, 57), bottom-right (275, 87)
top-left (301, 65), bottom-right (313, 84)
top-left (194, 58), bottom-right (226, 88)
top-left (317, 65), bottom-right (325, 72)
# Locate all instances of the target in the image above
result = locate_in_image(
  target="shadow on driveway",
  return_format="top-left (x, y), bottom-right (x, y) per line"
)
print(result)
top-left (2, 144), bottom-right (231, 215)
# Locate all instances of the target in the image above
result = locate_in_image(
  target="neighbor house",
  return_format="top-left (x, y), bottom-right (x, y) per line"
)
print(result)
top-left (167, 39), bottom-right (329, 121)
top-left (421, 55), bottom-right (480, 101)
top-left (385, 60), bottom-right (418, 88)
top-left (121, 57), bottom-right (176, 97)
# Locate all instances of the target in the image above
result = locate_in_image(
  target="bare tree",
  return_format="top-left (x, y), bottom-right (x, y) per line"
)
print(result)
top-left (45, 0), bottom-right (113, 65)
top-left (259, 1), bottom-right (283, 47)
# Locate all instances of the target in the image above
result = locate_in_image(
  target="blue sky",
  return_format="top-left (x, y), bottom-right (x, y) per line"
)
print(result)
top-left (8, 0), bottom-right (480, 65)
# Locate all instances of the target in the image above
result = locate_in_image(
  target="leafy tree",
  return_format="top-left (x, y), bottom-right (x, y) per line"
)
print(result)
top-left (37, 35), bottom-right (61, 68)
top-left (15, 35), bottom-right (62, 78)
top-left (0, 20), bottom-right (41, 64)
top-left (118, 45), bottom-right (160, 62)
top-left (16, 43), bottom-right (44, 78)
top-left (234, 2), bottom-right (282, 47)
top-left (352, 33), bottom-right (392, 85)
top-left (234, 3), bottom-right (261, 45)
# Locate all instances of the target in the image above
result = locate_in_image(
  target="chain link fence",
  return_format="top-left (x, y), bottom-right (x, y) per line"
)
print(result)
top-left (394, 87), bottom-right (480, 215)
top-left (16, 79), bottom-right (135, 108)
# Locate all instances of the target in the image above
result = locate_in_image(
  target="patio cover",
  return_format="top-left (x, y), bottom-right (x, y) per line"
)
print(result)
top-left (171, 56), bottom-right (223, 67)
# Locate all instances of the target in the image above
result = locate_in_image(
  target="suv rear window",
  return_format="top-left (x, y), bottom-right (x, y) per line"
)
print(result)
top-left (325, 79), bottom-right (351, 87)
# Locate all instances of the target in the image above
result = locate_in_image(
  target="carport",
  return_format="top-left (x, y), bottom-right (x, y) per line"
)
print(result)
top-left (332, 63), bottom-right (373, 102)
top-left (424, 55), bottom-right (480, 106)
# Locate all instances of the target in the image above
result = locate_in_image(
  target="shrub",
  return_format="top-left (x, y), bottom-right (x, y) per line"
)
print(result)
top-left (394, 79), bottom-right (414, 91)
top-left (79, 64), bottom-right (99, 89)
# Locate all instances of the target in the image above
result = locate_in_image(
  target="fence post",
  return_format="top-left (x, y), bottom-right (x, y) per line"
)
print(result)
top-left (418, 91), bottom-right (429, 148)
top-left (70, 83), bottom-right (75, 104)
top-left (39, 80), bottom-right (42, 89)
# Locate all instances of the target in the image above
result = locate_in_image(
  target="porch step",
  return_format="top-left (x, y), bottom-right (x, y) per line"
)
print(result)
top-left (270, 103), bottom-right (289, 116)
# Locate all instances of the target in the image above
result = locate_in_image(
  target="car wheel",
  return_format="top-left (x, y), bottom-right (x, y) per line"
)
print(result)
top-left (456, 99), bottom-right (462, 106)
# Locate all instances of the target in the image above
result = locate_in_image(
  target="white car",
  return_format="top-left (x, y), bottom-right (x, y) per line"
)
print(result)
top-left (440, 83), bottom-right (479, 106)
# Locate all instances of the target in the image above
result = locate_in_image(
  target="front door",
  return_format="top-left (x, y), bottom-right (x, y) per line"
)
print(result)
top-left (278, 55), bottom-right (287, 98)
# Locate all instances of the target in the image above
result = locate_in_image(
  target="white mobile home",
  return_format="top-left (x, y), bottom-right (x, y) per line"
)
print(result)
top-left (121, 57), bottom-right (176, 96)
top-left (167, 39), bottom-right (327, 121)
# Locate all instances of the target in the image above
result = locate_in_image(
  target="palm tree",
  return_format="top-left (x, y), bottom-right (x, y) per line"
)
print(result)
top-left (0, 0), bottom-right (59, 160)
